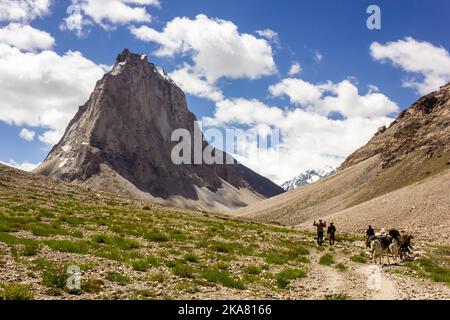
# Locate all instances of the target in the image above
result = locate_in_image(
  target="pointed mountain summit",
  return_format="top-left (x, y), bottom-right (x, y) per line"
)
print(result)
top-left (34, 49), bottom-right (284, 211)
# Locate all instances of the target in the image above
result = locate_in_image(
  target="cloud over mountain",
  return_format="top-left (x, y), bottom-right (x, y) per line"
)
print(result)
top-left (131, 14), bottom-right (276, 101)
top-left (0, 44), bottom-right (106, 145)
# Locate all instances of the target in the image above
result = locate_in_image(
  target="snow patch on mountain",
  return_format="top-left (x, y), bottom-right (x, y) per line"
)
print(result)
top-left (280, 166), bottom-right (335, 191)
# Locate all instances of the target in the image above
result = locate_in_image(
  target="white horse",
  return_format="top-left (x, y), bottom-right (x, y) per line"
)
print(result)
top-left (370, 237), bottom-right (392, 265)
top-left (389, 238), bottom-right (401, 262)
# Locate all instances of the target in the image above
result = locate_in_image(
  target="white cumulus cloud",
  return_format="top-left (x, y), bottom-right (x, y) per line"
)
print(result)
top-left (131, 14), bottom-right (276, 81)
top-left (131, 14), bottom-right (276, 101)
top-left (61, 0), bottom-right (160, 37)
top-left (370, 37), bottom-right (450, 95)
top-left (269, 78), bottom-right (398, 119)
top-left (256, 29), bottom-right (279, 43)
top-left (19, 128), bottom-right (36, 141)
top-left (169, 64), bottom-right (224, 102)
top-left (0, 23), bottom-right (55, 51)
top-left (288, 62), bottom-right (302, 76)
top-left (0, 0), bottom-right (51, 22)
top-left (0, 44), bottom-right (106, 145)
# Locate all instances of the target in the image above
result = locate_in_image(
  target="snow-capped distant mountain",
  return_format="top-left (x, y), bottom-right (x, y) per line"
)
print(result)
top-left (280, 166), bottom-right (335, 191)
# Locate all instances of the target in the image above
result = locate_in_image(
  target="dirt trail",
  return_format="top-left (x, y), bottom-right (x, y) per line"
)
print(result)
top-left (300, 241), bottom-right (449, 300)
top-left (356, 265), bottom-right (397, 300)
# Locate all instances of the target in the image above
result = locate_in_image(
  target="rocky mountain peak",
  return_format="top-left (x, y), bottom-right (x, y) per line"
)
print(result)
top-left (117, 48), bottom-right (134, 62)
top-left (116, 48), bottom-right (152, 65)
top-left (280, 166), bottom-right (335, 191)
top-left (34, 49), bottom-right (284, 211)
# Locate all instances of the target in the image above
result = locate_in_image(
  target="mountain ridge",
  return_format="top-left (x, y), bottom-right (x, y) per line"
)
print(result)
top-left (280, 166), bottom-right (335, 191)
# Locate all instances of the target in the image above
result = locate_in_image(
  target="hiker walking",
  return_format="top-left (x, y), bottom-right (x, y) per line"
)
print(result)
top-left (327, 222), bottom-right (336, 246)
top-left (366, 225), bottom-right (375, 238)
top-left (313, 219), bottom-right (327, 246)
top-left (365, 225), bottom-right (375, 248)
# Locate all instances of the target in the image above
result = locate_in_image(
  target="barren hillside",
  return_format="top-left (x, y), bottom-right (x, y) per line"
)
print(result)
top-left (233, 83), bottom-right (450, 241)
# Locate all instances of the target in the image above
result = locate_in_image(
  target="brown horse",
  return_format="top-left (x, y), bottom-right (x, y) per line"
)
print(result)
top-left (399, 231), bottom-right (414, 259)
top-left (388, 229), bottom-right (414, 261)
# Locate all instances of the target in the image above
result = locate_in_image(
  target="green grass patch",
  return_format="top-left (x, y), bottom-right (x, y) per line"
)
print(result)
top-left (91, 234), bottom-right (140, 250)
top-left (0, 223), bottom-right (12, 232)
top-left (0, 283), bottom-right (33, 300)
top-left (45, 240), bottom-right (89, 254)
top-left (0, 232), bottom-right (37, 246)
top-left (172, 263), bottom-right (194, 278)
top-left (145, 230), bottom-right (169, 242)
top-left (105, 272), bottom-right (130, 285)
top-left (21, 243), bottom-right (39, 256)
top-left (30, 225), bottom-right (66, 237)
top-left (32, 258), bottom-right (55, 271)
top-left (59, 215), bottom-right (85, 227)
top-left (37, 208), bottom-right (56, 219)
top-left (335, 263), bottom-right (347, 271)
top-left (210, 241), bottom-right (239, 254)
top-left (275, 268), bottom-right (306, 289)
top-left (215, 261), bottom-right (229, 271)
top-left (243, 274), bottom-right (259, 284)
top-left (167, 229), bottom-right (187, 241)
top-left (263, 250), bottom-right (290, 265)
top-left (406, 258), bottom-right (450, 285)
top-left (201, 269), bottom-right (245, 290)
top-left (324, 293), bottom-right (349, 300)
top-left (81, 279), bottom-right (104, 293)
top-left (95, 248), bottom-right (127, 262)
top-left (319, 253), bottom-right (335, 266)
top-left (184, 253), bottom-right (200, 263)
top-left (149, 273), bottom-right (167, 283)
top-left (131, 256), bottom-right (159, 271)
top-left (42, 269), bottom-right (67, 289)
top-left (245, 264), bottom-right (262, 275)
top-left (350, 255), bottom-right (367, 264)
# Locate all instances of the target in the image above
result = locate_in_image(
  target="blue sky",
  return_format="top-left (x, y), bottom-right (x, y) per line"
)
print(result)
top-left (1, 0), bottom-right (449, 183)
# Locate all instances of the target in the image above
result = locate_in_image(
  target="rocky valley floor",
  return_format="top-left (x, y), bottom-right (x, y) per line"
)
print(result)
top-left (0, 164), bottom-right (449, 300)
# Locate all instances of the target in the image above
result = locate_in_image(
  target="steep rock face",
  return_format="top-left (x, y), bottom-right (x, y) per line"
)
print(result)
top-left (34, 49), bottom-right (283, 211)
top-left (340, 83), bottom-right (450, 170)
